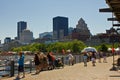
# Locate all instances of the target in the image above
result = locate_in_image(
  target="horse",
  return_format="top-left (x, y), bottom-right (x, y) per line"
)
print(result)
top-left (37, 52), bottom-right (49, 72)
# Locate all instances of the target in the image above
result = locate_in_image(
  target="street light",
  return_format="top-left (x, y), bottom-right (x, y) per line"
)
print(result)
top-left (109, 13), bottom-right (118, 71)
top-left (110, 32), bottom-right (118, 71)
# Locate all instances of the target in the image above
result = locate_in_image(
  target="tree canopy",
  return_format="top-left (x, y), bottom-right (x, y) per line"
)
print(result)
top-left (12, 40), bottom-right (86, 54)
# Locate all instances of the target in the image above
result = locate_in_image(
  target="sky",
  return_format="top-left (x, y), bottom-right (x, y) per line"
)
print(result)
top-left (0, 0), bottom-right (113, 43)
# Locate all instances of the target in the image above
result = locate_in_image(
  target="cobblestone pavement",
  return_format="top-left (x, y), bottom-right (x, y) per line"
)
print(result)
top-left (2, 56), bottom-right (120, 80)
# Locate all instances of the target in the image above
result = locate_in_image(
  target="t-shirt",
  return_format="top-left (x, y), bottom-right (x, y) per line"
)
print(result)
top-left (18, 55), bottom-right (24, 66)
top-left (68, 54), bottom-right (73, 60)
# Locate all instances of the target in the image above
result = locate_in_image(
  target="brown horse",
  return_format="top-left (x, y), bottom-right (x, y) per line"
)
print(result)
top-left (37, 52), bottom-right (49, 71)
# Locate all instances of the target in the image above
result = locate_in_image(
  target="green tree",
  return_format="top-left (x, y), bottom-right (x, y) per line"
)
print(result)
top-left (71, 40), bottom-right (86, 53)
top-left (12, 40), bottom-right (86, 54)
top-left (98, 44), bottom-right (108, 52)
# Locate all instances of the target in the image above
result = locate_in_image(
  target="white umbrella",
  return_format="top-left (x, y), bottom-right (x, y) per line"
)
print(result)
top-left (108, 48), bottom-right (112, 51)
top-left (115, 48), bottom-right (120, 51)
top-left (82, 47), bottom-right (97, 53)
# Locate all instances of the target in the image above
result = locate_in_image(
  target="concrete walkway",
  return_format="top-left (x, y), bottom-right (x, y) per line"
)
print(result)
top-left (2, 56), bottom-right (120, 80)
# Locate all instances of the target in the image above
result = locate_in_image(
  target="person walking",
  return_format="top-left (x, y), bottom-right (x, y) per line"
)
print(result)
top-left (17, 52), bottom-right (25, 78)
top-left (91, 52), bottom-right (96, 66)
top-left (34, 53), bottom-right (40, 74)
top-left (83, 52), bottom-right (88, 67)
top-left (68, 53), bottom-right (74, 66)
top-left (98, 51), bottom-right (103, 63)
top-left (103, 52), bottom-right (107, 63)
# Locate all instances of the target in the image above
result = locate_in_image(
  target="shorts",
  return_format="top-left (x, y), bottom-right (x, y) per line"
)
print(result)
top-left (18, 65), bottom-right (24, 72)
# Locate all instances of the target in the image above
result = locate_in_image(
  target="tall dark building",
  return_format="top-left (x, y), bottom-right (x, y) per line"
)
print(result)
top-left (17, 21), bottom-right (27, 40)
top-left (53, 16), bottom-right (68, 39)
top-left (4, 37), bottom-right (11, 44)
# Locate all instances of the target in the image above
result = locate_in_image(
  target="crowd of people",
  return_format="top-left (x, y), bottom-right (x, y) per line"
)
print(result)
top-left (15, 50), bottom-right (109, 79)
top-left (12, 50), bottom-right (120, 80)
top-left (83, 51), bottom-right (108, 67)
top-left (15, 51), bottom-right (64, 79)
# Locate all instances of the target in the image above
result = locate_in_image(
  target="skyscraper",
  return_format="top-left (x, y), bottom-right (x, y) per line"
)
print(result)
top-left (17, 21), bottom-right (27, 40)
top-left (53, 16), bottom-right (68, 39)
top-left (4, 37), bottom-right (11, 44)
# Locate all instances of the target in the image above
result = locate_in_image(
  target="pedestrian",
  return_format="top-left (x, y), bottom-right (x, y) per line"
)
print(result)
top-left (68, 53), bottom-right (74, 66)
top-left (83, 52), bottom-right (88, 67)
top-left (47, 52), bottom-right (55, 69)
top-left (103, 52), bottom-right (107, 63)
top-left (17, 52), bottom-right (25, 78)
top-left (91, 52), bottom-right (96, 66)
top-left (34, 52), bottom-right (40, 74)
top-left (98, 51), bottom-right (103, 63)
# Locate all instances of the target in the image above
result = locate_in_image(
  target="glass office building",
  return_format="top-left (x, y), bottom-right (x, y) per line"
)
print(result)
top-left (53, 16), bottom-right (68, 39)
top-left (17, 21), bottom-right (27, 40)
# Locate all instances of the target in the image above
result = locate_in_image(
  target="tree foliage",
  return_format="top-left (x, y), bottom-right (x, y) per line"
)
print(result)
top-left (96, 44), bottom-right (108, 52)
top-left (12, 40), bottom-right (86, 54)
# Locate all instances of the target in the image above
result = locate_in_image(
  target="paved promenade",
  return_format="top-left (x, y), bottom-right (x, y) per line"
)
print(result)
top-left (2, 56), bottom-right (120, 80)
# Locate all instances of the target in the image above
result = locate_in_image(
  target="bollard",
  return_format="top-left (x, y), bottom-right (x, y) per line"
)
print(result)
top-left (29, 59), bottom-right (32, 73)
top-left (10, 60), bottom-right (14, 77)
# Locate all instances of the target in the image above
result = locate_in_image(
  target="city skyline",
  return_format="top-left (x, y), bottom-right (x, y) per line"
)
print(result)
top-left (0, 0), bottom-right (112, 43)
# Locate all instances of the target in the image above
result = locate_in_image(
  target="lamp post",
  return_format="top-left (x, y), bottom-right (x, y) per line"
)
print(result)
top-left (110, 31), bottom-right (118, 71)
top-left (109, 12), bottom-right (118, 71)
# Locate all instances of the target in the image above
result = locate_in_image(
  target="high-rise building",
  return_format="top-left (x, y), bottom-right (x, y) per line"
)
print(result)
top-left (53, 16), bottom-right (68, 39)
top-left (4, 37), bottom-right (11, 44)
top-left (17, 21), bottom-right (27, 40)
top-left (0, 40), bottom-right (3, 49)
top-left (20, 29), bottom-right (33, 44)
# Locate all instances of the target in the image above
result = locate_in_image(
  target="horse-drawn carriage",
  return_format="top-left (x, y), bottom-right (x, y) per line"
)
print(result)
top-left (34, 52), bottom-right (64, 73)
